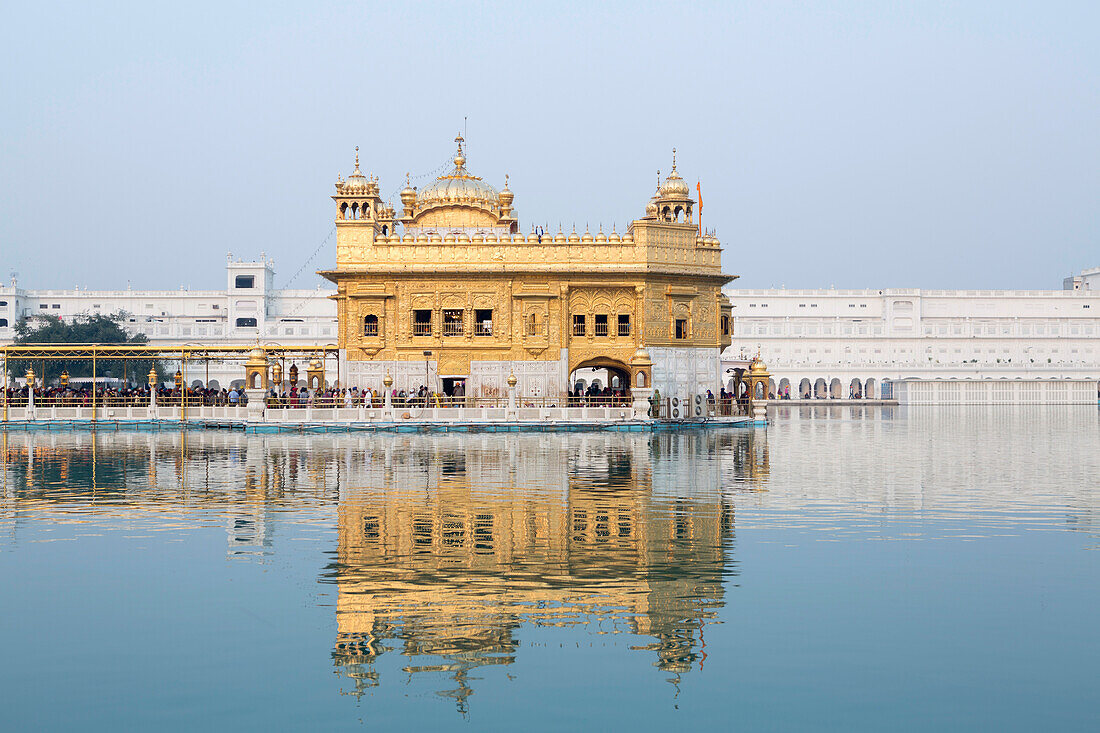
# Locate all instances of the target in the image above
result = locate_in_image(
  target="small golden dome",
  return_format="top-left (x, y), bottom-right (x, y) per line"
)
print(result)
top-left (609, 230), bottom-right (621, 243)
top-left (400, 172), bottom-right (416, 203)
top-left (630, 348), bottom-right (653, 367)
top-left (749, 356), bottom-right (769, 374)
top-left (581, 229), bottom-right (594, 243)
top-left (554, 230), bottom-right (567, 243)
top-left (507, 373), bottom-right (518, 387)
top-left (341, 146), bottom-right (370, 193)
top-left (659, 149), bottom-right (691, 199)
top-left (568, 228), bottom-right (580, 243)
top-left (595, 230), bottom-right (607, 243)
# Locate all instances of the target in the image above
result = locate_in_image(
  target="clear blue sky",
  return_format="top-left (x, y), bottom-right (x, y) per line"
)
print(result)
top-left (1, 1), bottom-right (1096, 290)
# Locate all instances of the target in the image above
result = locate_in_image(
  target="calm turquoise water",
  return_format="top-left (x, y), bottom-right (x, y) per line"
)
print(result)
top-left (1, 408), bottom-right (1097, 731)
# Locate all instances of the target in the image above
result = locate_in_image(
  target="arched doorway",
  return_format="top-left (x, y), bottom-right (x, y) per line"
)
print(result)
top-left (569, 358), bottom-right (632, 405)
top-left (778, 378), bottom-right (791, 399)
top-left (814, 378), bottom-right (827, 399)
top-left (864, 378), bottom-right (876, 399)
top-left (849, 378), bottom-right (862, 399)
top-left (767, 378), bottom-right (776, 399)
top-left (830, 378), bottom-right (843, 399)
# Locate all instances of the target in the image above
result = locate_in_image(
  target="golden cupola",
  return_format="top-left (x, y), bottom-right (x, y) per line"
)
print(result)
top-left (654, 148), bottom-right (694, 225)
top-left (498, 174), bottom-right (515, 220)
top-left (333, 146), bottom-right (383, 222)
top-left (338, 147), bottom-right (370, 195)
top-left (399, 173), bottom-right (417, 220)
top-left (408, 135), bottom-right (517, 232)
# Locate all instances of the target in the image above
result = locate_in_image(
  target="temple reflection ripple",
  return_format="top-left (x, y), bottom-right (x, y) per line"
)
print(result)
top-left (326, 432), bottom-right (766, 706)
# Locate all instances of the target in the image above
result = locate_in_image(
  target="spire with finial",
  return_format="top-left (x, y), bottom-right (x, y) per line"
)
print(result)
top-left (354, 146), bottom-right (361, 173)
top-left (672, 147), bottom-right (677, 171)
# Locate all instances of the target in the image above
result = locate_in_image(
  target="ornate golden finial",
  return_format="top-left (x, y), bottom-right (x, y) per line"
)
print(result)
top-left (405, 172), bottom-right (411, 186)
top-left (504, 173), bottom-right (509, 189)
top-left (354, 146), bottom-right (360, 170)
top-left (455, 134), bottom-right (464, 153)
top-left (672, 147), bottom-right (677, 170)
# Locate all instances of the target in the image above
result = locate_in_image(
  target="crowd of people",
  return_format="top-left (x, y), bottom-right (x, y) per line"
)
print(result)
top-left (566, 382), bottom-right (632, 406)
top-left (1, 384), bottom-right (254, 406)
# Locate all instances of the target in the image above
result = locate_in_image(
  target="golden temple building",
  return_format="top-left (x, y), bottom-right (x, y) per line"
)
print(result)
top-left (320, 137), bottom-right (734, 399)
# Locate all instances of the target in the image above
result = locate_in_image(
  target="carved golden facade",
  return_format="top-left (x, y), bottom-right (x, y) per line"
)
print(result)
top-left (320, 138), bottom-right (735, 397)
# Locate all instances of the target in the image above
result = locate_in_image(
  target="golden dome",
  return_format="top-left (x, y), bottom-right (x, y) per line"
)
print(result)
top-left (658, 148), bottom-right (690, 199)
top-left (399, 172), bottom-right (416, 207)
top-left (630, 348), bottom-right (653, 367)
top-left (416, 136), bottom-right (501, 212)
top-left (749, 356), bottom-right (769, 374)
top-left (340, 146), bottom-right (370, 194)
top-left (581, 228), bottom-right (594, 243)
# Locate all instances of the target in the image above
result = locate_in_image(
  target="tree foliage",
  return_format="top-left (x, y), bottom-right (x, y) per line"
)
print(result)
top-left (7, 313), bottom-right (167, 385)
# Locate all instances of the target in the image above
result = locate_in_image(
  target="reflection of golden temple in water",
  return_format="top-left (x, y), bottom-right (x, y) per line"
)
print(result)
top-left (327, 431), bottom-right (767, 709)
top-left (0, 428), bottom-right (770, 710)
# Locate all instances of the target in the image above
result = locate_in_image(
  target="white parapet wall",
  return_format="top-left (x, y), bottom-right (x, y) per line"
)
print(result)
top-left (894, 378), bottom-right (1099, 405)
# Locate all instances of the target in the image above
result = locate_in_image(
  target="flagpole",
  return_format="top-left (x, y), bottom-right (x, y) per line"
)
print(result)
top-left (697, 181), bottom-right (703, 236)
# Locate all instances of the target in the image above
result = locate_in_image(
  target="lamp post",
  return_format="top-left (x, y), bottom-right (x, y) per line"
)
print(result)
top-left (25, 367), bottom-right (35, 412)
top-left (422, 350), bottom-right (432, 393)
top-left (148, 367), bottom-right (158, 409)
top-left (383, 373), bottom-right (394, 419)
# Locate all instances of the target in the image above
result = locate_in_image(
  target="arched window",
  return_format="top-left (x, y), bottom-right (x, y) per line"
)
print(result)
top-left (527, 312), bottom-right (542, 336)
top-left (363, 314), bottom-right (379, 337)
top-left (0, 318), bottom-right (7, 328)
top-left (720, 315), bottom-right (730, 336)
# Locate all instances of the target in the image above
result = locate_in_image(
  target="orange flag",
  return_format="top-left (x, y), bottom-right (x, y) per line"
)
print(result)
top-left (696, 181), bottom-right (703, 235)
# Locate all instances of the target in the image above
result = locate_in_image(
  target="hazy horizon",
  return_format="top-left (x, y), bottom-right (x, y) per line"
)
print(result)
top-left (2, 1), bottom-right (1097, 292)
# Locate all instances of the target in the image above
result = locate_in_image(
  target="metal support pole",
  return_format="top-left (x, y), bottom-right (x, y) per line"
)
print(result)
top-left (181, 350), bottom-right (186, 424)
top-left (92, 347), bottom-right (97, 422)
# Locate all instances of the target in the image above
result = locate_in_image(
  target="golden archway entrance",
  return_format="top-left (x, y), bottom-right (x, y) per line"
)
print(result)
top-left (568, 357), bottom-right (633, 402)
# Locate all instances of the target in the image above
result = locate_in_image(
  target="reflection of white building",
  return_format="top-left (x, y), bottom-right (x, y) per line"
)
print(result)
top-left (0, 255), bottom-right (338, 388)
top-left (722, 268), bottom-right (1100, 403)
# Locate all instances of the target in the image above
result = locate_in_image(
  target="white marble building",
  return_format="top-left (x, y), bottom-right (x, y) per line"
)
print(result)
top-left (0, 255), bottom-right (338, 388)
top-left (722, 268), bottom-right (1100, 403)
top-left (6, 259), bottom-right (1099, 403)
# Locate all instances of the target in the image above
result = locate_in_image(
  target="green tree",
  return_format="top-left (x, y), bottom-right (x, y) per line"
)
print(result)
top-left (7, 313), bottom-right (167, 386)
